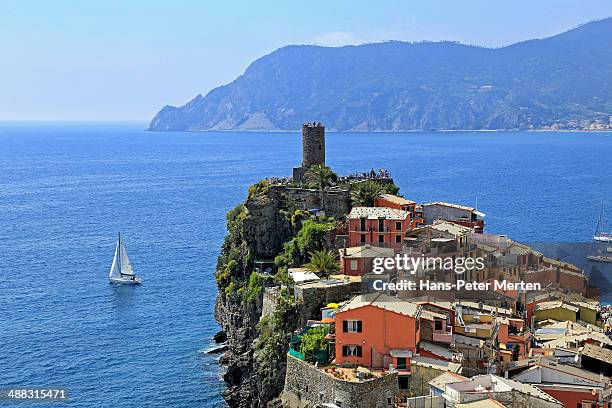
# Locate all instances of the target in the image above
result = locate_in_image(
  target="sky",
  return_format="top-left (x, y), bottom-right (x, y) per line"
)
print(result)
top-left (1, 0), bottom-right (611, 121)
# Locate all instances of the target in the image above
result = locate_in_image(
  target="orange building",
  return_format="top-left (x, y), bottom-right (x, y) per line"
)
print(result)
top-left (374, 194), bottom-right (423, 229)
top-left (335, 293), bottom-right (421, 371)
top-left (497, 317), bottom-right (532, 357)
top-left (348, 207), bottom-right (409, 249)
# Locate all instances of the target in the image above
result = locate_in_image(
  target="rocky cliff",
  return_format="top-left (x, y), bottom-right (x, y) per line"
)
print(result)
top-left (150, 18), bottom-right (612, 132)
top-left (214, 183), bottom-right (297, 407)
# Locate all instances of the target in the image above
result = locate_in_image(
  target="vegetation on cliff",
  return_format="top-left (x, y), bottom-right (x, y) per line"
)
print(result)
top-left (214, 176), bottom-right (399, 407)
top-left (304, 249), bottom-right (340, 278)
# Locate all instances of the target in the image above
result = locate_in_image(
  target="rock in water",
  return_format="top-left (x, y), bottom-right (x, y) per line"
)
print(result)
top-left (213, 330), bottom-right (227, 343)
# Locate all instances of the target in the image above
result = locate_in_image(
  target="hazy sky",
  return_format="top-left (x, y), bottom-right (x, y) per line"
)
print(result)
top-left (2, 0), bottom-right (611, 121)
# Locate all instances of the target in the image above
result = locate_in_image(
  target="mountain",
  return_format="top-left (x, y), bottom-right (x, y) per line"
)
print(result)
top-left (149, 18), bottom-right (612, 132)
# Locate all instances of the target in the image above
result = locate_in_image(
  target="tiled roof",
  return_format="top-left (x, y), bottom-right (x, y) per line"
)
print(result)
top-left (340, 245), bottom-right (395, 258)
top-left (411, 355), bottom-right (462, 372)
top-left (338, 293), bottom-right (420, 318)
top-left (581, 343), bottom-right (612, 363)
top-left (420, 309), bottom-right (447, 321)
top-left (507, 241), bottom-right (543, 257)
top-left (423, 202), bottom-right (475, 212)
top-left (450, 375), bottom-right (561, 405)
top-left (419, 341), bottom-right (455, 360)
top-left (430, 221), bottom-right (474, 236)
top-left (514, 358), bottom-right (607, 385)
top-left (378, 194), bottom-right (416, 206)
top-left (349, 206), bottom-right (409, 220)
top-left (429, 371), bottom-right (468, 391)
top-left (456, 399), bottom-right (507, 408)
top-left (535, 301), bottom-right (579, 313)
top-left (496, 376), bottom-right (562, 404)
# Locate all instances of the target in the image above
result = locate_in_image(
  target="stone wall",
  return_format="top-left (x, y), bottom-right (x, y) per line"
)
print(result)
top-left (524, 267), bottom-right (587, 295)
top-left (269, 185), bottom-right (351, 219)
top-left (262, 286), bottom-right (281, 318)
top-left (282, 355), bottom-right (398, 408)
top-left (294, 280), bottom-right (362, 321)
top-left (406, 366), bottom-right (447, 397)
top-left (302, 124), bottom-right (325, 168)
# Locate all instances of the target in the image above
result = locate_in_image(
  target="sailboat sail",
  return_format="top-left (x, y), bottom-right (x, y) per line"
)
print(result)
top-left (119, 242), bottom-right (134, 276)
top-left (109, 241), bottom-right (122, 279)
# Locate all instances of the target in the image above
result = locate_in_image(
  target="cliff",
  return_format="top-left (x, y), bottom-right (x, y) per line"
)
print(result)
top-left (214, 183), bottom-right (298, 407)
top-left (214, 178), bottom-right (379, 407)
top-left (150, 18), bottom-right (612, 132)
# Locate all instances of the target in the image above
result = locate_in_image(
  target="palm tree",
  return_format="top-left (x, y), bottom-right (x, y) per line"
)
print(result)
top-left (304, 249), bottom-right (340, 279)
top-left (304, 164), bottom-right (337, 209)
top-left (351, 180), bottom-right (384, 207)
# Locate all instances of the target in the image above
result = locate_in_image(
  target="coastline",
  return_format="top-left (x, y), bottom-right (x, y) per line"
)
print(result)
top-left (145, 127), bottom-right (612, 133)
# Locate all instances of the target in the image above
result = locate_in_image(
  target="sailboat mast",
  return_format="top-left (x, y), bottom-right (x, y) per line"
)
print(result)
top-left (118, 232), bottom-right (121, 272)
top-left (594, 204), bottom-right (604, 238)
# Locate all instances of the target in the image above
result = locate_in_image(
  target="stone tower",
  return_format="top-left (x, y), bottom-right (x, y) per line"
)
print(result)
top-left (293, 122), bottom-right (325, 183)
top-left (302, 122), bottom-right (325, 168)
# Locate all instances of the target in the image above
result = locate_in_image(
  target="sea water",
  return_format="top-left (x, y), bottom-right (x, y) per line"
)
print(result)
top-left (0, 122), bottom-right (611, 407)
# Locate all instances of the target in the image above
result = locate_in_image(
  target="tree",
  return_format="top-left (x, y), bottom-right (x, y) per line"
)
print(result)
top-left (300, 325), bottom-right (330, 363)
top-left (351, 180), bottom-right (384, 206)
top-left (304, 164), bottom-right (337, 209)
top-left (304, 249), bottom-right (340, 279)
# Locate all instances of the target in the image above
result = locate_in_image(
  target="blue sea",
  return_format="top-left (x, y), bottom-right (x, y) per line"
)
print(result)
top-left (1, 122), bottom-right (611, 407)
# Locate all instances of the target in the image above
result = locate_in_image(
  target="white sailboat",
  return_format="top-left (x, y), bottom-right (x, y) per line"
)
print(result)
top-left (587, 205), bottom-right (612, 263)
top-left (109, 233), bottom-right (142, 284)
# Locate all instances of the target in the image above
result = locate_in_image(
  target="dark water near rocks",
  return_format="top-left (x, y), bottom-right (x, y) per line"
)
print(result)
top-left (0, 122), bottom-right (610, 407)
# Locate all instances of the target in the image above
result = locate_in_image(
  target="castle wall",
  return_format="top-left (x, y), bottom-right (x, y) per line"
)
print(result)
top-left (282, 354), bottom-right (398, 408)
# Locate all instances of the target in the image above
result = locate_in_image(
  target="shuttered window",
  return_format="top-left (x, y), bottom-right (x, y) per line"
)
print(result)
top-left (343, 320), bottom-right (362, 332)
top-left (342, 345), bottom-right (362, 357)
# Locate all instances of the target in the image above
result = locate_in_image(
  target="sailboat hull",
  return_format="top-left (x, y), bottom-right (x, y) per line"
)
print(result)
top-left (587, 255), bottom-right (612, 263)
top-left (109, 276), bottom-right (142, 285)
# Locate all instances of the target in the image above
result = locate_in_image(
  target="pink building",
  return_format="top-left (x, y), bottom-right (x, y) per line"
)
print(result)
top-left (348, 207), bottom-right (409, 249)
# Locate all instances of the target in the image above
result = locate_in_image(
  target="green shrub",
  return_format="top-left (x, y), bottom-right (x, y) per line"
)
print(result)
top-left (300, 325), bottom-right (330, 361)
top-left (248, 180), bottom-right (270, 199)
top-left (295, 219), bottom-right (336, 254)
top-left (245, 272), bottom-right (266, 302)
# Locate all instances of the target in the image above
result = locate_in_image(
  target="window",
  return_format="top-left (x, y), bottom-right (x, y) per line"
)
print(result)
top-left (379, 234), bottom-right (385, 243)
top-left (396, 221), bottom-right (402, 230)
top-left (435, 319), bottom-right (443, 331)
top-left (396, 357), bottom-right (407, 369)
top-left (360, 218), bottom-right (366, 231)
top-left (342, 345), bottom-right (362, 357)
top-left (350, 260), bottom-right (358, 271)
top-left (378, 218), bottom-right (385, 231)
top-left (360, 234), bottom-right (366, 243)
top-left (395, 235), bottom-right (402, 243)
top-left (343, 320), bottom-right (362, 332)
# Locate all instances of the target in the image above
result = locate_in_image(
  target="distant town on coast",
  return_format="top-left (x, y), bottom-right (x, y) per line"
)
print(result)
top-left (149, 18), bottom-right (612, 134)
